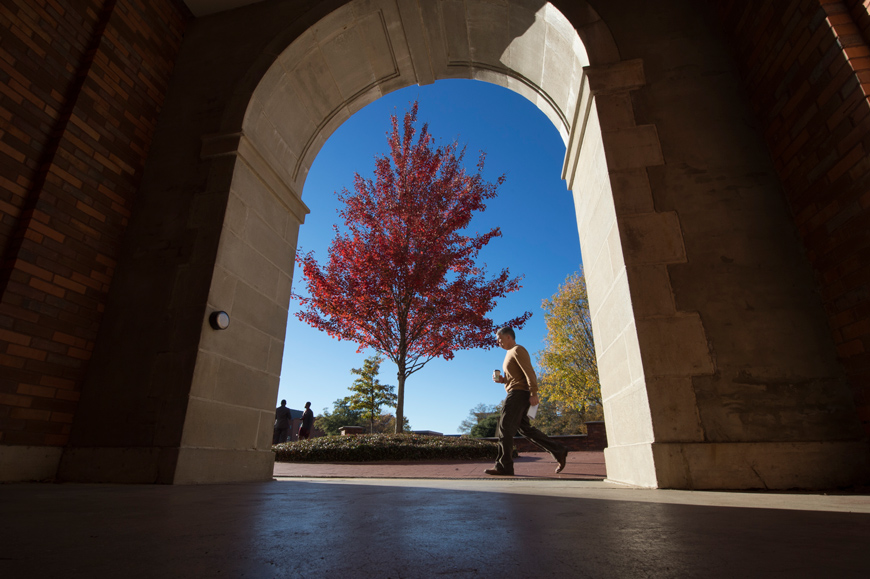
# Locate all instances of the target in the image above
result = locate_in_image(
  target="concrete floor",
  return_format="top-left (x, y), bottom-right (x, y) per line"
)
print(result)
top-left (2, 478), bottom-right (869, 578)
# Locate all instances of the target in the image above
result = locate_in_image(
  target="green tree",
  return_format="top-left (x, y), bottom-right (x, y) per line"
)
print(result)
top-left (457, 402), bottom-right (499, 434)
top-left (537, 269), bottom-right (601, 413)
top-left (347, 355), bottom-right (398, 433)
top-left (469, 414), bottom-right (499, 438)
top-left (375, 414), bottom-right (412, 433)
top-left (531, 393), bottom-right (602, 435)
top-left (314, 397), bottom-right (365, 435)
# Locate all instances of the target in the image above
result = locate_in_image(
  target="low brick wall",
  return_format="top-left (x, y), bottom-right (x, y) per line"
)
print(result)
top-left (479, 422), bottom-right (607, 452)
top-left (340, 426), bottom-right (366, 436)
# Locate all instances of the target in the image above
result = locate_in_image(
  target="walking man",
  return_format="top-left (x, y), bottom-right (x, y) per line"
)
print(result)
top-left (486, 327), bottom-right (568, 476)
top-left (273, 399), bottom-right (292, 444)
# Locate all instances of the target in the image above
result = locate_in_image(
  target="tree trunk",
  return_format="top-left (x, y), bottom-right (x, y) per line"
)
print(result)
top-left (395, 368), bottom-right (406, 434)
top-left (396, 326), bottom-right (407, 434)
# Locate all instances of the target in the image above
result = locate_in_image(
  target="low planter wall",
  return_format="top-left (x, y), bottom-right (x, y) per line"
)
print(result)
top-left (479, 421), bottom-right (607, 452)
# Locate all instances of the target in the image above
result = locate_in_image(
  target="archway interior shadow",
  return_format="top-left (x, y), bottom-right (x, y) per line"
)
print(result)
top-left (50, 0), bottom-right (869, 492)
top-left (1, 481), bottom-right (869, 577)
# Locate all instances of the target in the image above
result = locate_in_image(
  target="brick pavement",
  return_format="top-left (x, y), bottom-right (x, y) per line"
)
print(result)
top-left (273, 451), bottom-right (607, 480)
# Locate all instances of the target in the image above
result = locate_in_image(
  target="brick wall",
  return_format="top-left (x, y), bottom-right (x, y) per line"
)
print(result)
top-left (711, 0), bottom-right (870, 436)
top-left (0, 0), bottom-right (102, 270)
top-left (0, 0), bottom-right (188, 447)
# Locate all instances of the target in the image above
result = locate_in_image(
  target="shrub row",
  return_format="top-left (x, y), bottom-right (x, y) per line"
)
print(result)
top-left (272, 433), bottom-right (502, 462)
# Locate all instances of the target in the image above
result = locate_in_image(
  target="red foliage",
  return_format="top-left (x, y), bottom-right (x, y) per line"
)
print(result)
top-left (293, 102), bottom-right (530, 425)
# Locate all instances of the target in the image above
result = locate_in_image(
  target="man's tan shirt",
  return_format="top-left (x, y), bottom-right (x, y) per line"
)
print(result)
top-left (502, 345), bottom-right (538, 395)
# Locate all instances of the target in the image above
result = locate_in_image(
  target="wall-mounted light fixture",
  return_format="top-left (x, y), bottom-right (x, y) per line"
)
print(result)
top-left (209, 311), bottom-right (230, 330)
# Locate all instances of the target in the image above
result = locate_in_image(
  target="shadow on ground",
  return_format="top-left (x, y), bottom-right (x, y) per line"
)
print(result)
top-left (1, 478), bottom-right (869, 578)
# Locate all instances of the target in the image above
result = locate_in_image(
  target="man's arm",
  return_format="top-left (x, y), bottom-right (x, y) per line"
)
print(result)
top-left (516, 346), bottom-right (540, 405)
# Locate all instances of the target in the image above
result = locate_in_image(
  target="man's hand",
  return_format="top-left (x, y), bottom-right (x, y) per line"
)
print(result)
top-left (530, 393), bottom-right (539, 406)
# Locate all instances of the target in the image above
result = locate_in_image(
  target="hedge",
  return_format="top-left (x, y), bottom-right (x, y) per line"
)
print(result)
top-left (272, 433), bottom-right (504, 462)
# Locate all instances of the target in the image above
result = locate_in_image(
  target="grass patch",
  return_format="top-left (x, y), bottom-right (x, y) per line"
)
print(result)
top-left (272, 433), bottom-right (502, 462)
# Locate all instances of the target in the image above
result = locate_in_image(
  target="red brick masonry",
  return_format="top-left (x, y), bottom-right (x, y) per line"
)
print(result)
top-left (0, 0), bottom-right (188, 447)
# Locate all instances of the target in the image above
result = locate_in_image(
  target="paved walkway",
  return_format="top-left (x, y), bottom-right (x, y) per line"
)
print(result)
top-left (273, 451), bottom-right (607, 479)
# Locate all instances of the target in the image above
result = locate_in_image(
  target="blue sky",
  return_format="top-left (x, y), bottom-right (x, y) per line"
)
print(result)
top-left (277, 79), bottom-right (582, 434)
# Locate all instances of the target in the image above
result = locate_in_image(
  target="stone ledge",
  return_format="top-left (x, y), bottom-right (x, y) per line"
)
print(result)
top-left (651, 440), bottom-right (870, 490)
top-left (57, 446), bottom-right (275, 484)
top-left (0, 445), bottom-right (63, 482)
top-left (606, 440), bottom-right (870, 490)
top-left (173, 447), bottom-right (274, 484)
top-left (58, 447), bottom-right (178, 484)
top-left (604, 441), bottom-right (657, 488)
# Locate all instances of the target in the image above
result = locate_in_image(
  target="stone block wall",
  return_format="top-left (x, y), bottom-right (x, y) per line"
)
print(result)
top-left (0, 0), bottom-right (188, 452)
top-left (711, 0), bottom-right (870, 437)
top-left (585, 0), bottom-right (866, 488)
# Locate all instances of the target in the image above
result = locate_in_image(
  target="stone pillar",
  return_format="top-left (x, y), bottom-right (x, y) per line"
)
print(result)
top-left (174, 133), bottom-right (308, 484)
top-left (565, 1), bottom-right (869, 487)
top-left (564, 61), bottom-right (667, 488)
top-left (59, 132), bottom-right (307, 484)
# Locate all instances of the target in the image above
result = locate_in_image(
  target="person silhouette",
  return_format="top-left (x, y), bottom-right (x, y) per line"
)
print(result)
top-left (299, 401), bottom-right (314, 440)
top-left (273, 399), bottom-right (292, 444)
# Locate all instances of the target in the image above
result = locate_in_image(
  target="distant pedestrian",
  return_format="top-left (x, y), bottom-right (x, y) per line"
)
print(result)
top-left (273, 399), bottom-right (292, 444)
top-left (299, 402), bottom-right (314, 440)
top-left (486, 327), bottom-right (568, 476)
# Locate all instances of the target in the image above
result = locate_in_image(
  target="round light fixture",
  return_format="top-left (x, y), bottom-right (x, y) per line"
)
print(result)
top-left (209, 311), bottom-right (230, 330)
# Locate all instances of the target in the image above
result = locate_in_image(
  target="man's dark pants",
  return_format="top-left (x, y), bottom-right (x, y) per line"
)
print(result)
top-left (495, 390), bottom-right (567, 473)
top-left (273, 428), bottom-right (289, 444)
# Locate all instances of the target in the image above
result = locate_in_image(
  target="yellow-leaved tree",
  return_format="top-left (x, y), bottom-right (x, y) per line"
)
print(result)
top-left (536, 269), bottom-right (602, 418)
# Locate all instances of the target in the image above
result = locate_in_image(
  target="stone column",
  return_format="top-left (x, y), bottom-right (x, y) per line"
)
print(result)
top-left (173, 133), bottom-right (308, 484)
top-left (564, 61), bottom-right (671, 488)
top-left (565, 37), bottom-right (868, 487)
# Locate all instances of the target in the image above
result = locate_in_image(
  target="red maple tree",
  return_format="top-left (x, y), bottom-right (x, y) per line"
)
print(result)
top-left (294, 102), bottom-right (531, 432)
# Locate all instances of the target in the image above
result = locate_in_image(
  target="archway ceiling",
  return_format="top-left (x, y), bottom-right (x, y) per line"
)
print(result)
top-left (242, 0), bottom-right (589, 197)
top-left (184, 0), bottom-right (264, 17)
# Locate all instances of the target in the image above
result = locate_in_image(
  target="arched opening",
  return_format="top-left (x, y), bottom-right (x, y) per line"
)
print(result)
top-left (194, 0), bottom-right (658, 485)
top-left (278, 79), bottom-right (585, 437)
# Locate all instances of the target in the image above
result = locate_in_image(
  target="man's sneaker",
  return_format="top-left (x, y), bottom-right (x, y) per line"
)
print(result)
top-left (555, 451), bottom-right (568, 473)
top-left (484, 467), bottom-right (514, 476)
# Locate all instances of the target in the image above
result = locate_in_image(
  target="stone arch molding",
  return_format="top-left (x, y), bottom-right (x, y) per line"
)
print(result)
top-left (217, 0), bottom-right (615, 195)
top-left (195, 0), bottom-right (677, 487)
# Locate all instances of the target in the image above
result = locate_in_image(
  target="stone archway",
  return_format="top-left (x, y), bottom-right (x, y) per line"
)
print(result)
top-left (192, 0), bottom-right (669, 486)
top-left (57, 0), bottom-right (867, 488)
